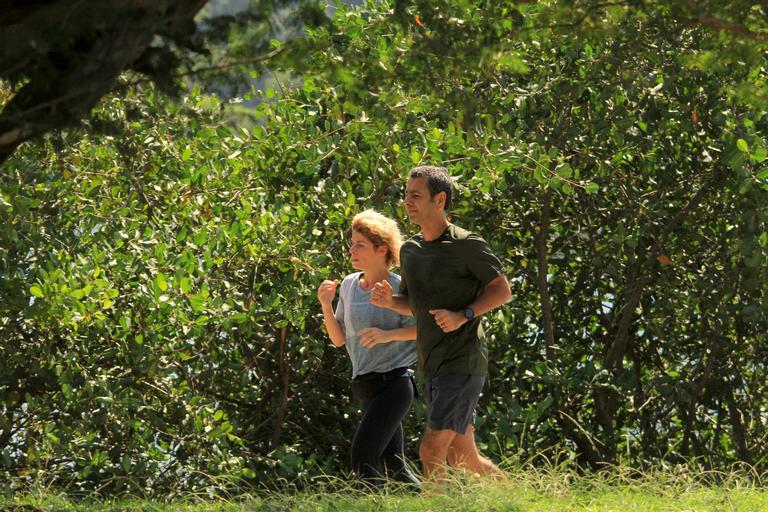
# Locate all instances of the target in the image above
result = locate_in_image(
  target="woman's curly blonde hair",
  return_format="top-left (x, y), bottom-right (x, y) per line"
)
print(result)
top-left (352, 209), bottom-right (404, 267)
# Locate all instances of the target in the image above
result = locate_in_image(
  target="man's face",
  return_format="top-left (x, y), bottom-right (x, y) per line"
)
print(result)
top-left (404, 176), bottom-right (441, 225)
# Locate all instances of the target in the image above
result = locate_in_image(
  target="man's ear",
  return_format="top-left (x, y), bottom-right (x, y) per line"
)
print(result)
top-left (436, 191), bottom-right (447, 210)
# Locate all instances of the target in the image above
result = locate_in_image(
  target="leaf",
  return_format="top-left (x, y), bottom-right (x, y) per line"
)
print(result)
top-left (556, 163), bottom-right (573, 179)
top-left (496, 53), bottom-right (530, 74)
top-left (584, 182), bottom-right (599, 194)
top-left (155, 273), bottom-right (168, 292)
top-left (753, 147), bottom-right (767, 163)
top-left (737, 139), bottom-right (749, 152)
top-left (410, 146), bottom-right (421, 165)
top-left (657, 255), bottom-right (673, 266)
top-left (189, 294), bottom-right (206, 312)
top-left (206, 425), bottom-right (226, 439)
top-left (30, 285), bottom-right (44, 298)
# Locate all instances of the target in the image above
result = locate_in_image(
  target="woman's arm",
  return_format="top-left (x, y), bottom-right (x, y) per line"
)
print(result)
top-left (357, 325), bottom-right (416, 348)
top-left (318, 279), bottom-right (345, 347)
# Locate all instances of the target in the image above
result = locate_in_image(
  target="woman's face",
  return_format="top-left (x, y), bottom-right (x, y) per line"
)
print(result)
top-left (350, 230), bottom-right (388, 270)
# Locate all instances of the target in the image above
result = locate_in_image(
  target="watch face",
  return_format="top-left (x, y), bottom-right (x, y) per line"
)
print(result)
top-left (464, 308), bottom-right (474, 319)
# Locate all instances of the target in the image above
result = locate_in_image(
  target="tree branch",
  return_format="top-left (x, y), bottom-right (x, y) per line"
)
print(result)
top-left (684, 1), bottom-right (768, 42)
top-left (605, 168), bottom-right (724, 371)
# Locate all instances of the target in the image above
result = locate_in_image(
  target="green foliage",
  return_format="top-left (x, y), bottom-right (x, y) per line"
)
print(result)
top-left (281, 0), bottom-right (768, 468)
top-left (1, 0), bottom-right (767, 497)
top-left (1, 88), bottom-right (353, 495)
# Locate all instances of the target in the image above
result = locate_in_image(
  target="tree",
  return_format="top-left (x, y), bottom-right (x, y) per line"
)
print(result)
top-left (1, 1), bottom-right (766, 166)
top-left (0, 0), bottom-right (328, 164)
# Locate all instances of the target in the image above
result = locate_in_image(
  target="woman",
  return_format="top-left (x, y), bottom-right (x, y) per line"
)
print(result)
top-left (317, 209), bottom-right (420, 487)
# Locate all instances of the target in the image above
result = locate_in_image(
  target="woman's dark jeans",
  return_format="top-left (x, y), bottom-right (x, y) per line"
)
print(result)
top-left (350, 368), bottom-right (420, 487)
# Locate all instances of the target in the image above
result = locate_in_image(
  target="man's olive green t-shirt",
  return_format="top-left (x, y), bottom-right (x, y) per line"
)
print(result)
top-left (399, 224), bottom-right (503, 380)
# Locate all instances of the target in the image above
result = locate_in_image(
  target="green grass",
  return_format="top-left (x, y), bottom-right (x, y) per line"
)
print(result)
top-left (4, 465), bottom-right (768, 511)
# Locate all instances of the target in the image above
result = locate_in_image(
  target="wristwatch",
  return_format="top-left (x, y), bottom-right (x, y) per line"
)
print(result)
top-left (463, 307), bottom-right (475, 320)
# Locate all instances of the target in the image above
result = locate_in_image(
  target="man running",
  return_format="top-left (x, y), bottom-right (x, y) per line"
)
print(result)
top-left (371, 165), bottom-right (512, 482)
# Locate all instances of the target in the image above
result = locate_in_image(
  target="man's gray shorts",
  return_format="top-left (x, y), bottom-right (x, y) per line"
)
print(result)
top-left (425, 373), bottom-right (485, 435)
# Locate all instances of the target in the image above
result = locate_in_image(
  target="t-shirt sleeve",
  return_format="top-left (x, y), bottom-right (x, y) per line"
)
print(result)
top-left (464, 234), bottom-right (504, 286)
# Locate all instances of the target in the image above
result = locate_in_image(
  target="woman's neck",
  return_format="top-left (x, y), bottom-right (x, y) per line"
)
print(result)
top-left (359, 267), bottom-right (390, 290)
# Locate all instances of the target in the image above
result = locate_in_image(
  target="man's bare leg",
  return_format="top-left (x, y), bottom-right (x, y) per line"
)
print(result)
top-left (445, 425), bottom-right (506, 479)
top-left (419, 427), bottom-right (457, 483)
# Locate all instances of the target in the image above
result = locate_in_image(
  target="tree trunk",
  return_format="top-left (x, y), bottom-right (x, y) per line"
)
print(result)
top-left (0, 0), bottom-right (209, 164)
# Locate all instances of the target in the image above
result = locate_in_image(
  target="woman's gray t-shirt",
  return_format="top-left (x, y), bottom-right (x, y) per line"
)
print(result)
top-left (334, 272), bottom-right (417, 379)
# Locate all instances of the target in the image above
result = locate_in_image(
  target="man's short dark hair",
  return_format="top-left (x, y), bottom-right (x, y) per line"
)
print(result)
top-left (409, 166), bottom-right (453, 211)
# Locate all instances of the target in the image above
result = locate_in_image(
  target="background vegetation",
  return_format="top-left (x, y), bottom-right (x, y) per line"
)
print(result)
top-left (0, 0), bottom-right (766, 498)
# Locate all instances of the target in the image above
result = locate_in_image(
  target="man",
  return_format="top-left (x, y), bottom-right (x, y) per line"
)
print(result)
top-left (371, 165), bottom-right (512, 482)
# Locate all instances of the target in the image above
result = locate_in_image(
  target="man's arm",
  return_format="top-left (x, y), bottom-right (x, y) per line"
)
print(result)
top-left (468, 274), bottom-right (512, 316)
top-left (370, 280), bottom-right (414, 316)
top-left (430, 274), bottom-right (511, 333)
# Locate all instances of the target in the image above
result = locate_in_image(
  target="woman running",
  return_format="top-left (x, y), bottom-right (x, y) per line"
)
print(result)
top-left (317, 209), bottom-right (420, 487)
